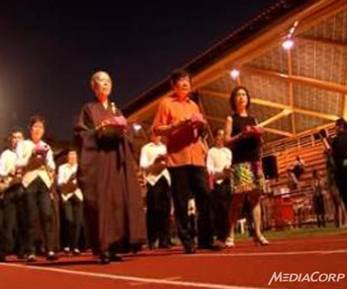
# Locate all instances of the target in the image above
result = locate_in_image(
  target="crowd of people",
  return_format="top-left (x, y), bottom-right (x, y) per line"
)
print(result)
top-left (0, 69), bottom-right (346, 264)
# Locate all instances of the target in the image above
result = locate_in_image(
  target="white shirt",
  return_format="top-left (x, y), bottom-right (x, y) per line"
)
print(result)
top-left (140, 142), bottom-right (171, 186)
top-left (0, 149), bottom-right (17, 177)
top-left (207, 146), bottom-right (232, 184)
top-left (16, 140), bottom-right (55, 188)
top-left (57, 163), bottom-right (83, 202)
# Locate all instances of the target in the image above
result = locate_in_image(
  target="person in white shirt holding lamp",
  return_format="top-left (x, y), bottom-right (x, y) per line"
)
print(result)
top-left (207, 128), bottom-right (233, 247)
top-left (140, 134), bottom-right (171, 249)
top-left (0, 128), bottom-right (24, 262)
top-left (57, 149), bottom-right (84, 255)
top-left (16, 115), bottom-right (57, 262)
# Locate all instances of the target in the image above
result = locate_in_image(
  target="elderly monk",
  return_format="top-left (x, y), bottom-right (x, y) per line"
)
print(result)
top-left (75, 71), bottom-right (146, 264)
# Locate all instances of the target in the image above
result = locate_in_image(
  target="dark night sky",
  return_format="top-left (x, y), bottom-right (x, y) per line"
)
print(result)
top-left (0, 0), bottom-right (271, 141)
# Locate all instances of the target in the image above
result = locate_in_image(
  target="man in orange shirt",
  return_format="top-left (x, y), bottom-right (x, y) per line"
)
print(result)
top-left (152, 69), bottom-right (218, 254)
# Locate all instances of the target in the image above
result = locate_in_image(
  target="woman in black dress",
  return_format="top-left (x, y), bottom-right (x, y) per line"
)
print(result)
top-left (224, 86), bottom-right (269, 246)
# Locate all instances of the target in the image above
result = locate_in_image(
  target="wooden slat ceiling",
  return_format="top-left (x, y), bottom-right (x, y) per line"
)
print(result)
top-left (128, 0), bottom-right (347, 146)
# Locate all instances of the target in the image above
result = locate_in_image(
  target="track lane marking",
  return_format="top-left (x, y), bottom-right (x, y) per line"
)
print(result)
top-left (184, 249), bottom-right (347, 257)
top-left (0, 263), bottom-right (267, 289)
top-left (129, 276), bottom-right (182, 286)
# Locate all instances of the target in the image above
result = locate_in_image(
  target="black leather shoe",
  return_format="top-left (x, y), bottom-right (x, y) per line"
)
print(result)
top-left (131, 243), bottom-right (142, 254)
top-left (110, 254), bottom-right (123, 262)
top-left (148, 242), bottom-right (156, 250)
top-left (198, 242), bottom-right (223, 251)
top-left (159, 240), bottom-right (171, 249)
top-left (17, 252), bottom-right (26, 260)
top-left (159, 243), bottom-right (171, 249)
top-left (99, 252), bottom-right (111, 264)
top-left (183, 243), bottom-right (196, 254)
top-left (0, 253), bottom-right (6, 262)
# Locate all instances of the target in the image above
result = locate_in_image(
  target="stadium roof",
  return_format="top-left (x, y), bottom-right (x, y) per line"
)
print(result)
top-left (123, 0), bottom-right (347, 146)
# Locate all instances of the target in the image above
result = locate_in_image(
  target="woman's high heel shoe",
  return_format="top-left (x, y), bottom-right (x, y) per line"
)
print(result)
top-left (254, 235), bottom-right (270, 246)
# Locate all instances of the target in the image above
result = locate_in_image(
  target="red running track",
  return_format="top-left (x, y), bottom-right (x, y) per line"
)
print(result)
top-left (1, 234), bottom-right (347, 289)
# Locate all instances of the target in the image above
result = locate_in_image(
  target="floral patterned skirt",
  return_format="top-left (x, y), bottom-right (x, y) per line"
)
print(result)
top-left (228, 161), bottom-right (265, 224)
top-left (231, 161), bottom-right (265, 194)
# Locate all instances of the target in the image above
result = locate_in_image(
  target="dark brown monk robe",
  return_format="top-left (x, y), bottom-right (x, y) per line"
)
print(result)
top-left (74, 101), bottom-right (146, 255)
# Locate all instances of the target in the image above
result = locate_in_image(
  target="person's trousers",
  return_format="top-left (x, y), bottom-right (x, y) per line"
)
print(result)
top-left (335, 172), bottom-right (347, 210)
top-left (313, 194), bottom-right (325, 227)
top-left (211, 180), bottom-right (232, 241)
top-left (24, 178), bottom-right (54, 254)
top-left (62, 196), bottom-right (83, 249)
top-left (3, 186), bottom-right (26, 254)
top-left (0, 199), bottom-right (5, 255)
top-left (146, 176), bottom-right (171, 246)
top-left (169, 166), bottom-right (213, 248)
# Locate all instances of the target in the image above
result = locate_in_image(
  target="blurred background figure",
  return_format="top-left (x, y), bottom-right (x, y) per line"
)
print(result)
top-left (331, 118), bottom-right (347, 211)
top-left (0, 128), bottom-right (25, 261)
top-left (57, 149), bottom-right (84, 255)
top-left (140, 134), bottom-right (171, 249)
top-left (207, 128), bottom-right (232, 247)
top-left (311, 170), bottom-right (326, 228)
top-left (287, 156), bottom-right (306, 190)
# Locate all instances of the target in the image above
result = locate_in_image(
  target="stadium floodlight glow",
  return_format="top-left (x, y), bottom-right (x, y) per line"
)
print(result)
top-left (133, 123), bottom-right (142, 132)
top-left (282, 37), bottom-right (294, 50)
top-left (229, 69), bottom-right (240, 80)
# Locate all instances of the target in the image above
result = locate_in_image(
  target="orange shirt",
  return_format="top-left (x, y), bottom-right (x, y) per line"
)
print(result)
top-left (152, 95), bottom-right (206, 168)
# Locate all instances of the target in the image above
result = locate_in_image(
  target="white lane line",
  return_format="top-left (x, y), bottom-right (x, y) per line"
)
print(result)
top-left (165, 276), bottom-right (183, 281)
top-left (0, 263), bottom-right (266, 289)
top-left (129, 276), bottom-right (182, 286)
top-left (184, 249), bottom-right (347, 257)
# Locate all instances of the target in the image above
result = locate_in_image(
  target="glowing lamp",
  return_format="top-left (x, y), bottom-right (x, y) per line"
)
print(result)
top-left (133, 123), bottom-right (142, 132)
top-left (282, 37), bottom-right (294, 50)
top-left (230, 69), bottom-right (240, 80)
